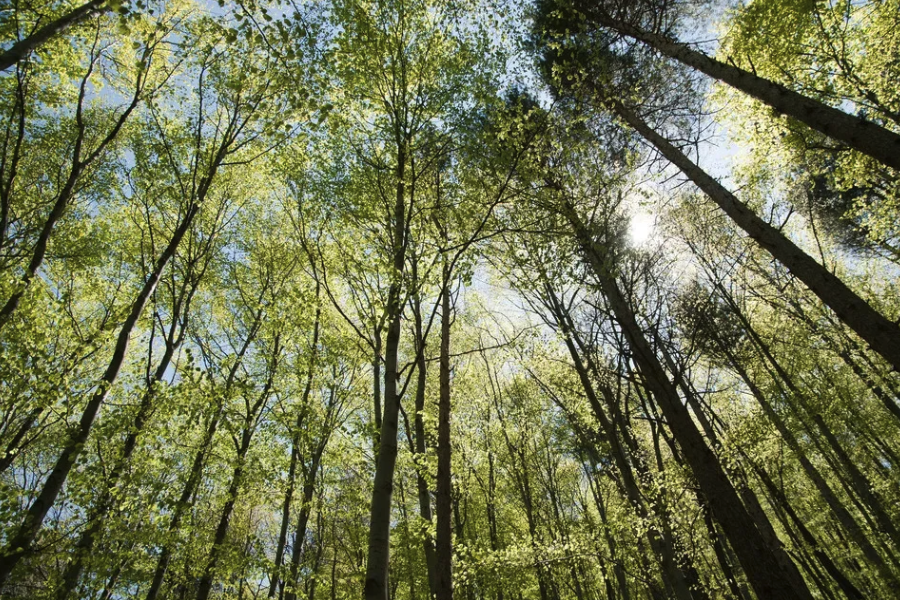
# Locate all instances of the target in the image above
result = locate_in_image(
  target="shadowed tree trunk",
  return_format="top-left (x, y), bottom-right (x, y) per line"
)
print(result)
top-left (606, 99), bottom-right (900, 372)
top-left (0, 0), bottom-right (110, 72)
top-left (559, 200), bottom-right (814, 600)
top-left (577, 4), bottom-right (900, 170)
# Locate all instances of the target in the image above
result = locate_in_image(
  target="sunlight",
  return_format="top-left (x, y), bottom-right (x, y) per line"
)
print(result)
top-left (629, 211), bottom-right (655, 245)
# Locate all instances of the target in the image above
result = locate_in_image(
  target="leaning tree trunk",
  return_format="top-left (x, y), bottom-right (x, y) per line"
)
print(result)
top-left (0, 0), bottom-right (110, 72)
top-left (560, 202), bottom-right (814, 600)
top-left (608, 100), bottom-right (900, 373)
top-left (0, 46), bottom-right (146, 330)
top-left (0, 200), bottom-right (200, 586)
top-left (583, 9), bottom-right (900, 170)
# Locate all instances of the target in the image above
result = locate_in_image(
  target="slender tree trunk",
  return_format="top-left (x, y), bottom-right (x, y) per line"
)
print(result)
top-left (373, 328), bottom-right (383, 450)
top-left (363, 140), bottom-right (409, 600)
top-left (585, 465), bottom-right (630, 600)
top-left (584, 10), bottom-right (900, 169)
top-left (0, 0), bottom-right (109, 72)
top-left (435, 263), bottom-right (453, 600)
top-left (561, 202), bottom-right (813, 600)
top-left (285, 447), bottom-right (327, 600)
top-left (713, 329), bottom-right (900, 590)
top-left (722, 287), bottom-right (900, 549)
top-left (700, 502), bottom-right (747, 600)
top-left (745, 452), bottom-right (867, 600)
top-left (145, 299), bottom-right (268, 600)
top-left (658, 338), bottom-right (808, 594)
top-left (55, 323), bottom-right (187, 600)
top-left (0, 201), bottom-right (200, 586)
top-left (608, 100), bottom-right (900, 372)
top-left (542, 282), bottom-right (708, 599)
top-left (485, 451), bottom-right (504, 600)
top-left (411, 287), bottom-right (437, 597)
top-left (270, 301), bottom-right (321, 598)
top-left (0, 50), bottom-right (145, 330)
top-left (197, 352), bottom-right (278, 600)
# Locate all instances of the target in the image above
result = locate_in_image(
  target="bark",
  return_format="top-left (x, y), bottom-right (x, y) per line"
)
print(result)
top-left (55, 235), bottom-right (211, 600)
top-left (410, 286), bottom-right (437, 597)
top-left (0, 44), bottom-right (147, 329)
top-left (0, 201), bottom-right (200, 586)
top-left (435, 263), bottom-right (453, 600)
top-left (363, 139), bottom-right (409, 600)
top-left (723, 289), bottom-right (900, 550)
top-left (284, 437), bottom-right (329, 600)
top-left (713, 331), bottom-right (900, 590)
top-left (608, 100), bottom-right (900, 372)
top-left (144, 297), bottom-right (269, 600)
top-left (0, 0), bottom-right (109, 72)
top-left (582, 9), bottom-right (900, 170)
top-left (561, 202), bottom-right (813, 600)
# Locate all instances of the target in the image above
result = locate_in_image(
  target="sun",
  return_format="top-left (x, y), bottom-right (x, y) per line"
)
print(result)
top-left (628, 211), bottom-right (655, 245)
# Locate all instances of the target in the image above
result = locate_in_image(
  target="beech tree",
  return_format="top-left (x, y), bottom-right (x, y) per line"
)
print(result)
top-left (0, 0), bottom-right (898, 599)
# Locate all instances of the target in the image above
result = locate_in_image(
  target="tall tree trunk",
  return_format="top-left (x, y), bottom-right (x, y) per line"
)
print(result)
top-left (720, 285), bottom-right (900, 550)
top-left (363, 140), bottom-right (409, 600)
top-left (608, 100), bottom-right (900, 372)
top-left (711, 325), bottom-right (900, 591)
top-left (435, 263), bottom-right (453, 600)
top-left (0, 201), bottom-right (200, 586)
top-left (0, 0), bottom-right (109, 72)
top-left (0, 46), bottom-right (146, 330)
top-left (55, 240), bottom-right (213, 599)
top-left (560, 202), bottom-right (813, 600)
top-left (745, 451), bottom-right (867, 600)
top-left (411, 286), bottom-right (437, 597)
top-left (285, 444), bottom-right (328, 600)
top-left (197, 341), bottom-right (279, 600)
top-left (582, 8), bottom-right (900, 169)
top-left (145, 298), bottom-right (269, 600)
top-left (270, 300), bottom-right (321, 598)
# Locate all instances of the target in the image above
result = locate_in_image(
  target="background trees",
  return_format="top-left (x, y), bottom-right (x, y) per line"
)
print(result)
top-left (0, 0), bottom-right (898, 599)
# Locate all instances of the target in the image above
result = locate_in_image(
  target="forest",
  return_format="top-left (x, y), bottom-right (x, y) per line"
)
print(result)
top-left (0, 0), bottom-right (898, 598)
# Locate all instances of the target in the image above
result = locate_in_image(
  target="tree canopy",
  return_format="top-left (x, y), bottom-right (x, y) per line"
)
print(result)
top-left (0, 0), bottom-right (898, 599)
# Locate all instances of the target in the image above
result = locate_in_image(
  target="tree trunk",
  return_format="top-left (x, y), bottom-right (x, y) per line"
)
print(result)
top-left (0, 0), bottom-right (109, 72)
top-left (608, 100), bottom-right (900, 372)
top-left (411, 288), bottom-right (437, 597)
top-left (561, 202), bottom-right (813, 600)
top-left (585, 10), bottom-right (900, 170)
top-left (713, 329), bottom-right (900, 591)
top-left (363, 140), bottom-right (409, 600)
top-left (0, 201), bottom-right (200, 586)
top-left (145, 299), bottom-right (268, 600)
top-left (197, 349), bottom-right (279, 600)
top-left (435, 264), bottom-right (453, 600)
top-left (270, 302), bottom-right (321, 598)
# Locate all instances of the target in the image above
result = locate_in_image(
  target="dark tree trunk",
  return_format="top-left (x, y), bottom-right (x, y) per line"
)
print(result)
top-left (560, 203), bottom-right (813, 600)
top-left (0, 201), bottom-right (200, 586)
top-left (0, 0), bottom-right (109, 72)
top-left (584, 9), bottom-right (900, 170)
top-left (364, 140), bottom-right (409, 600)
top-left (410, 285), bottom-right (437, 597)
top-left (435, 264), bottom-right (453, 600)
